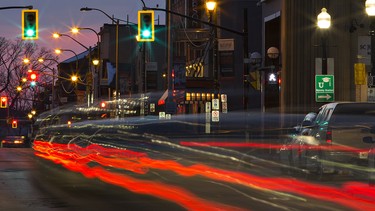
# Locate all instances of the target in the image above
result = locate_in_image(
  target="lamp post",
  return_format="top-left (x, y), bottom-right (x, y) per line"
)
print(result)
top-left (52, 33), bottom-right (89, 51)
top-left (71, 27), bottom-right (100, 103)
top-left (80, 7), bottom-right (119, 101)
top-left (206, 1), bottom-right (218, 94)
top-left (317, 8), bottom-right (331, 75)
top-left (249, 52), bottom-right (262, 111)
top-left (38, 58), bottom-right (59, 109)
top-left (366, 0), bottom-right (375, 80)
top-left (55, 48), bottom-right (80, 103)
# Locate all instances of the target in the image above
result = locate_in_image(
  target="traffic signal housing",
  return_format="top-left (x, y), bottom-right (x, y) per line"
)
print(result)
top-left (22, 9), bottom-right (38, 40)
top-left (1, 96), bottom-right (8, 108)
top-left (138, 10), bottom-right (154, 42)
top-left (12, 120), bottom-right (17, 128)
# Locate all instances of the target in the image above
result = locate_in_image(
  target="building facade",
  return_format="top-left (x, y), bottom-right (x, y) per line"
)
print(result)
top-left (262, 0), bottom-right (370, 113)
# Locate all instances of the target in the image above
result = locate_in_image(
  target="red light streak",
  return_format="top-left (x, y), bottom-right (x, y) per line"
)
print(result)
top-left (33, 140), bottom-right (375, 210)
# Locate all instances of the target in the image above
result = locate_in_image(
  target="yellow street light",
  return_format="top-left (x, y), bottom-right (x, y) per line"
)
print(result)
top-left (16, 86), bottom-right (22, 92)
top-left (21, 77), bottom-right (27, 83)
top-left (28, 113), bottom-right (33, 119)
top-left (317, 8), bottom-right (331, 29)
top-left (23, 58), bottom-right (30, 64)
top-left (71, 75), bottom-right (78, 82)
top-left (55, 49), bottom-right (62, 54)
top-left (206, 0), bottom-right (217, 11)
top-left (52, 33), bottom-right (60, 38)
top-left (366, 0), bottom-right (375, 16)
top-left (71, 27), bottom-right (80, 34)
top-left (92, 59), bottom-right (99, 66)
top-left (31, 110), bottom-right (36, 115)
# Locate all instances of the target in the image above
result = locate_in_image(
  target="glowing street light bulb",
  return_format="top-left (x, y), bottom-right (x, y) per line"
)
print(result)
top-left (16, 86), bottom-right (22, 92)
top-left (52, 33), bottom-right (60, 38)
top-left (71, 27), bottom-right (79, 34)
top-left (71, 75), bottom-right (78, 82)
top-left (38, 58), bottom-right (44, 63)
top-left (55, 49), bottom-right (62, 54)
top-left (92, 59), bottom-right (99, 66)
top-left (23, 58), bottom-right (30, 64)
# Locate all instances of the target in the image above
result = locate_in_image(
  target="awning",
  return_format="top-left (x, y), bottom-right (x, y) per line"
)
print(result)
top-left (158, 89), bottom-right (168, 105)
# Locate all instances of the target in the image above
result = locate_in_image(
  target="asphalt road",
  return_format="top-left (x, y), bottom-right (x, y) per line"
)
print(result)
top-left (2, 147), bottom-right (374, 211)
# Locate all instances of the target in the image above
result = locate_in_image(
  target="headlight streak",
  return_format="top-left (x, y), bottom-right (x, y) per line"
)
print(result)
top-left (179, 141), bottom-right (369, 153)
top-left (32, 140), bottom-right (375, 210)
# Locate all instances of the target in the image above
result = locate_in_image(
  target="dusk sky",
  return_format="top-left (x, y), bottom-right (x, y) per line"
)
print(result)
top-left (0, 0), bottom-right (165, 61)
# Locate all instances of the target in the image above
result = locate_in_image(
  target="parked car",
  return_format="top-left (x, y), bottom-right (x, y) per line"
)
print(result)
top-left (280, 102), bottom-right (375, 179)
top-left (1, 135), bottom-right (29, 148)
top-left (363, 135), bottom-right (375, 186)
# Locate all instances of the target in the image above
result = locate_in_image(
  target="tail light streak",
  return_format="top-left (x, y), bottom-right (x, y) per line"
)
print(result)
top-left (33, 140), bottom-right (375, 210)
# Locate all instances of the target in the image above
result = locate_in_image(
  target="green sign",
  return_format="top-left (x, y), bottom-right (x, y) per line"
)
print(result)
top-left (315, 75), bottom-right (334, 102)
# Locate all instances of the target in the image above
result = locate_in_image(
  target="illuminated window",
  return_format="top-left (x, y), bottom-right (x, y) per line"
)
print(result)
top-left (201, 93), bottom-right (206, 101)
top-left (186, 93), bottom-right (191, 101)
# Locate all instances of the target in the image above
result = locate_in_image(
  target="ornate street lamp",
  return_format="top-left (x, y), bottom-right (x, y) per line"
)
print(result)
top-left (317, 8), bottom-right (331, 75)
top-left (206, 0), bottom-right (218, 94)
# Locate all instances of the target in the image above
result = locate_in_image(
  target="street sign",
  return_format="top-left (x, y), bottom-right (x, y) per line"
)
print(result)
top-left (205, 102), bottom-right (211, 113)
top-left (315, 75), bottom-right (334, 102)
top-left (212, 110), bottom-right (220, 122)
top-left (212, 99), bottom-right (219, 110)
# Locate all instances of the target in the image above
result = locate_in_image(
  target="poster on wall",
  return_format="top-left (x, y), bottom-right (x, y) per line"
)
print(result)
top-left (358, 36), bottom-right (371, 66)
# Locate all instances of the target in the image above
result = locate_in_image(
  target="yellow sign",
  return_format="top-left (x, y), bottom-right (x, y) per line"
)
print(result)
top-left (354, 63), bottom-right (366, 85)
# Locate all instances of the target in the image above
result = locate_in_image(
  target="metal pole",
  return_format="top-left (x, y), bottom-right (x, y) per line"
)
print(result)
top-left (243, 8), bottom-right (249, 110)
top-left (371, 18), bottom-right (375, 76)
top-left (115, 19), bottom-right (119, 99)
top-left (322, 30), bottom-right (327, 75)
top-left (52, 68), bottom-right (55, 109)
top-left (167, 0), bottom-right (173, 106)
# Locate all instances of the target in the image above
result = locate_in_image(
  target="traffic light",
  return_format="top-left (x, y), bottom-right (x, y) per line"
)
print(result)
top-left (0, 96), bottom-right (7, 108)
top-left (100, 101), bottom-right (106, 108)
top-left (138, 10), bottom-right (154, 42)
top-left (12, 120), bottom-right (17, 128)
top-left (22, 9), bottom-right (38, 40)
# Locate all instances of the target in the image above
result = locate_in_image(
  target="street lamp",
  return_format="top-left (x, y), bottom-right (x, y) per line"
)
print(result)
top-left (55, 48), bottom-right (80, 102)
top-left (206, 0), bottom-right (218, 94)
top-left (54, 48), bottom-right (79, 73)
top-left (366, 0), bottom-right (375, 78)
top-left (38, 58), bottom-right (59, 109)
top-left (52, 32), bottom-right (89, 51)
top-left (80, 7), bottom-right (119, 101)
top-left (71, 26), bottom-right (101, 99)
top-left (317, 8), bottom-right (331, 75)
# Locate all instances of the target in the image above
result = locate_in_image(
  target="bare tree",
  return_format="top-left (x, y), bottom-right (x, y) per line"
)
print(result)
top-left (0, 38), bottom-right (58, 112)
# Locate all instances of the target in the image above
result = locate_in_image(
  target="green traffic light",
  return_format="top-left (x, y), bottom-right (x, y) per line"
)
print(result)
top-left (22, 9), bottom-right (38, 40)
top-left (142, 29), bottom-right (151, 38)
top-left (138, 10), bottom-right (154, 42)
top-left (26, 29), bottom-right (35, 37)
